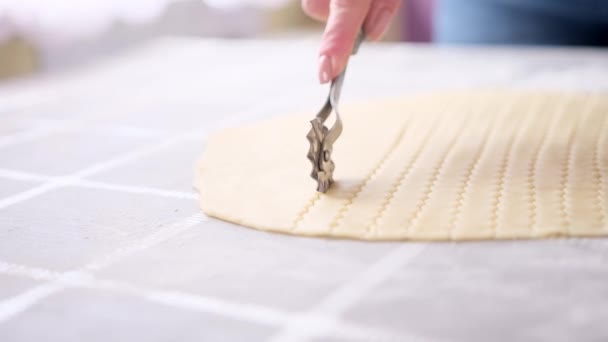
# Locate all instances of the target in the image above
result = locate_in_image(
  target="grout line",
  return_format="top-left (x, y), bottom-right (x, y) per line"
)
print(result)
top-left (75, 180), bottom-right (197, 200)
top-left (0, 263), bottom-right (354, 336)
top-left (0, 259), bottom-right (394, 340)
top-left (6, 91), bottom-right (420, 333)
top-left (26, 118), bottom-right (171, 139)
top-left (0, 213), bottom-right (206, 324)
top-left (0, 96), bottom-right (284, 211)
top-left (140, 289), bottom-right (289, 326)
top-left (0, 182), bottom-right (66, 210)
top-left (311, 318), bottom-right (403, 342)
top-left (0, 169), bottom-right (49, 182)
top-left (265, 312), bottom-right (403, 342)
top-left (0, 261), bottom-right (61, 282)
top-left (313, 245), bottom-right (427, 315)
top-left (0, 283), bottom-right (65, 323)
top-left (158, 293), bottom-right (392, 340)
top-left (203, 300), bottom-right (395, 340)
top-left (71, 135), bottom-right (193, 179)
top-left (83, 213), bottom-right (206, 272)
top-left (0, 168), bottom-right (196, 200)
top-left (0, 95), bottom-right (392, 335)
top-left (0, 135), bottom-right (193, 211)
top-left (0, 266), bottom-right (101, 324)
top-left (0, 125), bottom-right (72, 149)
top-left (268, 244), bottom-right (428, 342)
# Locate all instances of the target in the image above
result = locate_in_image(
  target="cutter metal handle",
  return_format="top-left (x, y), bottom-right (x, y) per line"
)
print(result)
top-left (306, 30), bottom-right (365, 193)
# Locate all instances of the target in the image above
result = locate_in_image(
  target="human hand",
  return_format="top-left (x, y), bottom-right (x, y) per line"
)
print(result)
top-left (302, 0), bottom-right (401, 84)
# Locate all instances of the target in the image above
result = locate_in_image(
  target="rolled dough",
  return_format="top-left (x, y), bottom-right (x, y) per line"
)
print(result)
top-left (195, 91), bottom-right (608, 240)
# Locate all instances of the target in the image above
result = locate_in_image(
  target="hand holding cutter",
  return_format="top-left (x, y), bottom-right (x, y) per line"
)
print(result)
top-left (306, 30), bottom-right (365, 193)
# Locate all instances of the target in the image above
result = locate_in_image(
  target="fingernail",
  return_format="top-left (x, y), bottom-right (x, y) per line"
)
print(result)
top-left (368, 9), bottom-right (392, 39)
top-left (318, 54), bottom-right (333, 84)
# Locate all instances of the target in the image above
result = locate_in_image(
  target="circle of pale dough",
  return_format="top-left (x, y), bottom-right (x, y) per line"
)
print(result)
top-left (195, 91), bottom-right (608, 241)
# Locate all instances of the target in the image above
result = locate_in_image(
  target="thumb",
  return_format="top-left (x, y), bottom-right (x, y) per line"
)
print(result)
top-left (318, 0), bottom-right (371, 84)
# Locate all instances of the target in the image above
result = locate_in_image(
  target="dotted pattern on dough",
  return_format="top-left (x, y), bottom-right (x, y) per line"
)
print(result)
top-left (404, 102), bottom-right (480, 236)
top-left (366, 108), bottom-right (444, 236)
top-left (601, 107), bottom-right (608, 234)
top-left (200, 91), bottom-right (608, 240)
top-left (527, 97), bottom-right (567, 236)
top-left (490, 96), bottom-right (541, 236)
top-left (328, 115), bottom-right (415, 232)
top-left (291, 192), bottom-right (321, 231)
top-left (560, 98), bottom-right (591, 233)
top-left (448, 97), bottom-right (512, 238)
top-left (595, 114), bottom-right (608, 227)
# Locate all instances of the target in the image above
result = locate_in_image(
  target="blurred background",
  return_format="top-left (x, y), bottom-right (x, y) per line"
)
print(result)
top-left (0, 0), bottom-right (434, 80)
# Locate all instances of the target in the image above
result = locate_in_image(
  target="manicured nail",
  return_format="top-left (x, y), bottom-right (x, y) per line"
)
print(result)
top-left (318, 54), bottom-right (333, 84)
top-left (368, 9), bottom-right (392, 39)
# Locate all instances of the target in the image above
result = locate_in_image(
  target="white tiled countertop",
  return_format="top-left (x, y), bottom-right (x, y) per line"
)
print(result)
top-left (0, 37), bottom-right (607, 342)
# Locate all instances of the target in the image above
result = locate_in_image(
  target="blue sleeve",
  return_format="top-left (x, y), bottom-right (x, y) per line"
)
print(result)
top-left (434, 0), bottom-right (608, 46)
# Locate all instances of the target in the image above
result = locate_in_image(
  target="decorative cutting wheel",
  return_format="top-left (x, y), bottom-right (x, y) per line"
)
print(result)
top-left (306, 118), bottom-right (335, 192)
top-left (306, 30), bottom-right (365, 193)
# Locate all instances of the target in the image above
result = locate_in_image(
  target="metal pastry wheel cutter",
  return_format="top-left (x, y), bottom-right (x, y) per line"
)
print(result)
top-left (306, 31), bottom-right (365, 193)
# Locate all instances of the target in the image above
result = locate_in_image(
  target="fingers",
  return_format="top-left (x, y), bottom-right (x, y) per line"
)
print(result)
top-left (318, 0), bottom-right (372, 84)
top-left (303, 0), bottom-right (401, 34)
top-left (311, 0), bottom-right (400, 83)
top-left (301, 0), bottom-right (329, 22)
top-left (364, 0), bottom-right (401, 41)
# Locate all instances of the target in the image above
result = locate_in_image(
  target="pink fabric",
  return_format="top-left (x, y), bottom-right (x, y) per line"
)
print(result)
top-left (403, 0), bottom-right (435, 42)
